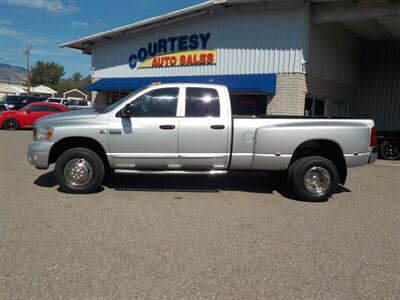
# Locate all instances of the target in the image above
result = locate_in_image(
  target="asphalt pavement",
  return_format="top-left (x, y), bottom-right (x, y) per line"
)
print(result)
top-left (0, 130), bottom-right (399, 299)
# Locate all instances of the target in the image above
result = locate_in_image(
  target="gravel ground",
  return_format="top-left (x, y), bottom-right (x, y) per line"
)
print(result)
top-left (0, 130), bottom-right (399, 299)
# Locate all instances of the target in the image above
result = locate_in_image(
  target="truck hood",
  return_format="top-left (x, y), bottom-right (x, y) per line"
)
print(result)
top-left (35, 109), bottom-right (100, 126)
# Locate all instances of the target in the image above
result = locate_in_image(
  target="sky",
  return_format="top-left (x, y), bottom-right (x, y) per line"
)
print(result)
top-left (0, 0), bottom-right (202, 77)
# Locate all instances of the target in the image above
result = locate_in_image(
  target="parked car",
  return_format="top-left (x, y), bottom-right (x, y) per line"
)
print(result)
top-left (27, 83), bottom-right (377, 201)
top-left (0, 102), bottom-right (69, 130)
top-left (377, 131), bottom-right (400, 160)
top-left (0, 95), bottom-right (46, 111)
top-left (66, 99), bottom-right (91, 110)
top-left (46, 97), bottom-right (69, 106)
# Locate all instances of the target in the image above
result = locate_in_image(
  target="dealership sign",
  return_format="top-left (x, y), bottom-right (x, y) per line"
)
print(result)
top-left (128, 33), bottom-right (212, 69)
top-left (138, 50), bottom-right (216, 69)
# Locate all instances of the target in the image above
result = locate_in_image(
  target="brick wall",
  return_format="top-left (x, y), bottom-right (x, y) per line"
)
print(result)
top-left (91, 77), bottom-right (107, 109)
top-left (267, 73), bottom-right (307, 115)
top-left (92, 91), bottom-right (107, 108)
top-left (267, 73), bottom-right (357, 116)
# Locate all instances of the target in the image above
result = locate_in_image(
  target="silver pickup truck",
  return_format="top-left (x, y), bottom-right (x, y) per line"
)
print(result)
top-left (27, 83), bottom-right (377, 201)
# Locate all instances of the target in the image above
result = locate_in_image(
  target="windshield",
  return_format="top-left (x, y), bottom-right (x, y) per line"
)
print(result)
top-left (0, 97), bottom-right (5, 103)
top-left (99, 87), bottom-right (148, 113)
top-left (18, 105), bottom-right (29, 111)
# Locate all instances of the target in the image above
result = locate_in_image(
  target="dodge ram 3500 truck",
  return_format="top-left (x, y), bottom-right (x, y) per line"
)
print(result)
top-left (27, 83), bottom-right (377, 201)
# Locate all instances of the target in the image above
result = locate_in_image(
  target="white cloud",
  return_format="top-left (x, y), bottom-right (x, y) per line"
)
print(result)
top-left (0, 19), bottom-right (13, 24)
top-left (0, 26), bottom-right (23, 35)
top-left (30, 48), bottom-right (74, 56)
top-left (0, 0), bottom-right (78, 14)
top-left (71, 21), bottom-right (89, 27)
top-left (0, 26), bottom-right (60, 44)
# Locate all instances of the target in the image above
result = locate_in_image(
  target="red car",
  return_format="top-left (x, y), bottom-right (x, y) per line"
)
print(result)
top-left (0, 102), bottom-right (69, 130)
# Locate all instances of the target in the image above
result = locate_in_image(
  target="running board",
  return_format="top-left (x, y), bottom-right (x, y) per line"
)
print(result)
top-left (114, 169), bottom-right (228, 175)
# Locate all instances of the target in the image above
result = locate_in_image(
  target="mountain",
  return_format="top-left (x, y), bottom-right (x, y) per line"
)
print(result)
top-left (0, 63), bottom-right (27, 83)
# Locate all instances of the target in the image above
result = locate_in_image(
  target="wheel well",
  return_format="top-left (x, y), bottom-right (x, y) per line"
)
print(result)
top-left (49, 137), bottom-right (109, 168)
top-left (290, 139), bottom-right (347, 185)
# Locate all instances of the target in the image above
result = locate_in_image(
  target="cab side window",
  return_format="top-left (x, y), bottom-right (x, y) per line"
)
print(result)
top-left (185, 88), bottom-right (220, 117)
top-left (29, 105), bottom-right (49, 112)
top-left (129, 88), bottom-right (179, 117)
top-left (48, 106), bottom-right (63, 112)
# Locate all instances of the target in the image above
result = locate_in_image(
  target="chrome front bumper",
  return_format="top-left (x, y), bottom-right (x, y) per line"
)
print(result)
top-left (27, 141), bottom-right (53, 169)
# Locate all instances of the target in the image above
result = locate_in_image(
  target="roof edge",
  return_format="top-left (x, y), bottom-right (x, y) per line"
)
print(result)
top-left (59, 0), bottom-right (216, 49)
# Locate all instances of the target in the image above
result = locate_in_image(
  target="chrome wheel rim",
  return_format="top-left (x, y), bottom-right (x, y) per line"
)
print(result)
top-left (304, 166), bottom-right (331, 195)
top-left (63, 158), bottom-right (93, 186)
top-left (4, 118), bottom-right (18, 130)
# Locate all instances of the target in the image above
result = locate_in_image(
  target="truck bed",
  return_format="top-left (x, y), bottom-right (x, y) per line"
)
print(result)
top-left (230, 116), bottom-right (374, 171)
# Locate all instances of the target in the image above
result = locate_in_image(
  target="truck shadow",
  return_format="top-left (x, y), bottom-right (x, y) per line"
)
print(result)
top-left (34, 170), bottom-right (351, 201)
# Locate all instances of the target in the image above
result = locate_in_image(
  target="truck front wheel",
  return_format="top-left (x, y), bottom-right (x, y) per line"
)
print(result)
top-left (55, 147), bottom-right (105, 194)
top-left (289, 156), bottom-right (339, 202)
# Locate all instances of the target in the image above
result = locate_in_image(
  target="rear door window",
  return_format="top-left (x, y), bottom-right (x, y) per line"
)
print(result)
top-left (185, 88), bottom-right (220, 117)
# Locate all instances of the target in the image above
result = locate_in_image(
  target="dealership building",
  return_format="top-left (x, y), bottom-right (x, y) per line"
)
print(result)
top-left (62, 0), bottom-right (400, 130)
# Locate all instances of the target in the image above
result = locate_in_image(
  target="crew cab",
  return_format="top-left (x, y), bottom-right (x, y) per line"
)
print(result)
top-left (27, 83), bottom-right (377, 201)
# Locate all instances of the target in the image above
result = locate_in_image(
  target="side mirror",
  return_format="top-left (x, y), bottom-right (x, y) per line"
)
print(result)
top-left (119, 104), bottom-right (134, 118)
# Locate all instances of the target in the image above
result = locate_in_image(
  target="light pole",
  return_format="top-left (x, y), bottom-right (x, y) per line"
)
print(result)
top-left (24, 44), bottom-right (36, 95)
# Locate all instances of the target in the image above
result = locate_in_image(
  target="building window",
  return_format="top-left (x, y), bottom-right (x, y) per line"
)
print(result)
top-left (305, 97), bottom-right (326, 116)
top-left (333, 101), bottom-right (349, 117)
top-left (230, 94), bottom-right (268, 115)
top-left (107, 92), bottom-right (129, 105)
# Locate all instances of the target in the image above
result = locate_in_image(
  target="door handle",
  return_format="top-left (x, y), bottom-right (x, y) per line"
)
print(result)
top-left (210, 125), bottom-right (225, 130)
top-left (159, 125), bottom-right (175, 130)
top-left (109, 129), bottom-right (122, 134)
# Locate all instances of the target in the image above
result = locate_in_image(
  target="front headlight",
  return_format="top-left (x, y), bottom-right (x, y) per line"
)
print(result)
top-left (33, 127), bottom-right (54, 142)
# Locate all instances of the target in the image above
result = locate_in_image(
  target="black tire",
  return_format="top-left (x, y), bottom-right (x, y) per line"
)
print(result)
top-left (287, 158), bottom-right (303, 186)
top-left (3, 117), bottom-right (19, 130)
top-left (290, 156), bottom-right (339, 202)
top-left (380, 140), bottom-right (400, 160)
top-left (54, 147), bottom-right (105, 194)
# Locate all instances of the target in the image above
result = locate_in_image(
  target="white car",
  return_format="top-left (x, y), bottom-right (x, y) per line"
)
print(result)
top-left (46, 98), bottom-right (69, 106)
top-left (66, 99), bottom-right (92, 110)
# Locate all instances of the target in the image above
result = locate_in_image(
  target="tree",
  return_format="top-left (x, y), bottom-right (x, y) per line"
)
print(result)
top-left (71, 72), bottom-right (82, 82)
top-left (30, 61), bottom-right (65, 85)
top-left (51, 74), bottom-right (92, 99)
top-left (28, 60), bottom-right (91, 99)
